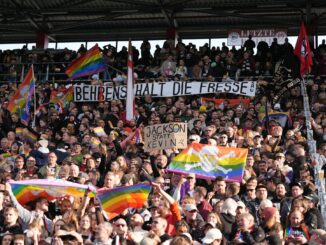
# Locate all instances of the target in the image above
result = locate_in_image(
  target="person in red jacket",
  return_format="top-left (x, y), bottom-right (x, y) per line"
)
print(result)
top-left (151, 182), bottom-right (182, 236)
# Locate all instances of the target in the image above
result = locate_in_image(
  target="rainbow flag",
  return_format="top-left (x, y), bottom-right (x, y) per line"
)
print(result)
top-left (15, 127), bottom-right (24, 138)
top-left (120, 127), bottom-right (143, 149)
top-left (35, 103), bottom-right (48, 117)
top-left (9, 179), bottom-right (96, 205)
top-left (97, 183), bottom-right (151, 220)
top-left (50, 87), bottom-right (73, 109)
top-left (259, 111), bottom-right (292, 128)
top-left (133, 128), bottom-right (143, 144)
top-left (7, 67), bottom-right (35, 115)
top-left (21, 79), bottom-right (35, 124)
top-left (167, 143), bottom-right (247, 182)
top-left (93, 127), bottom-right (107, 137)
top-left (25, 129), bottom-right (38, 143)
top-left (65, 45), bottom-right (106, 80)
top-left (90, 137), bottom-right (101, 148)
top-left (284, 227), bottom-right (309, 241)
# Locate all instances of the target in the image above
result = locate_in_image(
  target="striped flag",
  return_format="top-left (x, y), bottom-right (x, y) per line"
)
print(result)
top-left (97, 183), bottom-right (151, 220)
top-left (7, 67), bottom-right (35, 123)
top-left (65, 44), bottom-right (106, 80)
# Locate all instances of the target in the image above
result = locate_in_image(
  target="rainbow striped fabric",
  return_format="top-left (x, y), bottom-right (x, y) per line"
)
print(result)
top-left (133, 128), bottom-right (143, 144)
top-left (167, 143), bottom-right (247, 182)
top-left (50, 86), bottom-right (74, 109)
top-left (120, 127), bottom-right (143, 149)
top-left (15, 127), bottom-right (24, 138)
top-left (97, 183), bottom-right (151, 220)
top-left (259, 111), bottom-right (292, 128)
top-left (93, 127), bottom-right (107, 137)
top-left (65, 45), bottom-right (106, 80)
top-left (25, 129), bottom-right (38, 143)
top-left (9, 179), bottom-right (96, 205)
top-left (90, 137), bottom-right (101, 148)
top-left (7, 67), bottom-right (35, 116)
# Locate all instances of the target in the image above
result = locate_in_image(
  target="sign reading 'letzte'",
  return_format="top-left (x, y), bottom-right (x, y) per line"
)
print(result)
top-left (144, 123), bottom-right (188, 151)
top-left (74, 80), bottom-right (256, 101)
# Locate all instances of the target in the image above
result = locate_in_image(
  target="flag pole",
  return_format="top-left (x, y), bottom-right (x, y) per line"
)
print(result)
top-left (32, 65), bottom-right (36, 129)
top-left (126, 39), bottom-right (134, 122)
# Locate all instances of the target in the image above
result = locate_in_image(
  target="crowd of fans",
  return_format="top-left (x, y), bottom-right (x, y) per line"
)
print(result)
top-left (0, 36), bottom-right (325, 245)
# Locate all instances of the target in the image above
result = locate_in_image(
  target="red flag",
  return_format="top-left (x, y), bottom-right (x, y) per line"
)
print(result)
top-left (294, 22), bottom-right (313, 76)
top-left (126, 39), bottom-right (134, 121)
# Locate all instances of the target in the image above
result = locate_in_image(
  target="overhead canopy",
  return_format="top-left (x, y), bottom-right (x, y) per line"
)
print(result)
top-left (0, 0), bottom-right (326, 43)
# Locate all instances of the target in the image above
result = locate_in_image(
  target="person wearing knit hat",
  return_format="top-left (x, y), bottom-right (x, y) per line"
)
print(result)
top-left (261, 207), bottom-right (283, 242)
top-left (262, 207), bottom-right (278, 222)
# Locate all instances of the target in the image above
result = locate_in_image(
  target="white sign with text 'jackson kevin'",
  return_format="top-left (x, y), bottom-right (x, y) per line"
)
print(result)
top-left (74, 80), bottom-right (256, 101)
top-left (144, 123), bottom-right (188, 151)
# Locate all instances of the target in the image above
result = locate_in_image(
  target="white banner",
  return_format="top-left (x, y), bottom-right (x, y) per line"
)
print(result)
top-left (227, 28), bottom-right (287, 46)
top-left (74, 80), bottom-right (256, 102)
top-left (144, 123), bottom-right (188, 151)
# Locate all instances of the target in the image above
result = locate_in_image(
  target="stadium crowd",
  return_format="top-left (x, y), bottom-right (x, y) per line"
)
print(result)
top-left (0, 36), bottom-right (325, 245)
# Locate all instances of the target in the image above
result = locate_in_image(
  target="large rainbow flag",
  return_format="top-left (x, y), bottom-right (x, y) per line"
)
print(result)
top-left (65, 44), bottom-right (106, 80)
top-left (9, 179), bottom-right (96, 205)
top-left (167, 143), bottom-right (247, 182)
top-left (7, 67), bottom-right (35, 116)
top-left (97, 183), bottom-right (151, 220)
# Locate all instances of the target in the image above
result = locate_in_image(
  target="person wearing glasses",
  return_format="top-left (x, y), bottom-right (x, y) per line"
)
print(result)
top-left (112, 218), bottom-right (128, 244)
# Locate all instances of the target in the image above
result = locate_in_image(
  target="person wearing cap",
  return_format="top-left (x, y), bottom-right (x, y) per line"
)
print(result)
top-left (219, 198), bottom-right (237, 241)
top-left (235, 201), bottom-right (248, 222)
top-left (304, 193), bottom-right (324, 229)
top-left (247, 184), bottom-right (268, 223)
top-left (182, 203), bottom-right (205, 241)
top-left (202, 228), bottom-right (222, 245)
top-left (188, 134), bottom-right (201, 144)
top-left (280, 182), bottom-right (304, 227)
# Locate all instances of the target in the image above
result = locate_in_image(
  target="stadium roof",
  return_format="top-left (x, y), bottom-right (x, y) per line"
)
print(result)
top-left (0, 0), bottom-right (326, 43)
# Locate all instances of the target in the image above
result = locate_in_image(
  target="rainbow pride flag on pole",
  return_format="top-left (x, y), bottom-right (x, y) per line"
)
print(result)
top-left (65, 44), bottom-right (106, 80)
top-left (167, 143), bottom-right (247, 182)
top-left (7, 67), bottom-right (35, 117)
top-left (97, 183), bottom-right (151, 220)
top-left (9, 179), bottom-right (96, 205)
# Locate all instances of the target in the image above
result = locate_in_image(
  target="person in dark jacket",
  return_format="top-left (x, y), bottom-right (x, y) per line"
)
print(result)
top-left (304, 193), bottom-right (324, 229)
top-left (219, 198), bottom-right (237, 241)
top-left (231, 212), bottom-right (265, 244)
